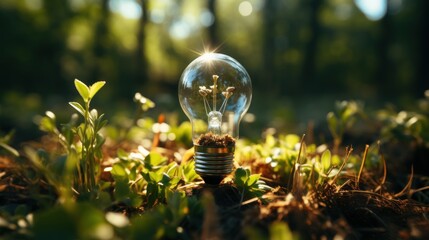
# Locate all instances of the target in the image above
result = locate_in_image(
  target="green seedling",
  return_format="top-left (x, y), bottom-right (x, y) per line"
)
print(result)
top-left (234, 167), bottom-right (272, 203)
top-left (69, 79), bottom-right (107, 199)
top-left (37, 79), bottom-right (107, 201)
top-left (0, 130), bottom-right (19, 157)
top-left (326, 100), bottom-right (363, 153)
top-left (130, 191), bottom-right (197, 239)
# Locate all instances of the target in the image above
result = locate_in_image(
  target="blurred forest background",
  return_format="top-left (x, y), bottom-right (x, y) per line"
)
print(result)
top-left (1, 0), bottom-right (428, 145)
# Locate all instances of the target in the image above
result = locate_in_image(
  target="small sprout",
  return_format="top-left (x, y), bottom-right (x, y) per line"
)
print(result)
top-left (226, 86), bottom-right (235, 92)
top-left (212, 75), bottom-right (219, 81)
top-left (222, 87), bottom-right (235, 98)
top-left (199, 74), bottom-right (237, 129)
top-left (199, 86), bottom-right (212, 97)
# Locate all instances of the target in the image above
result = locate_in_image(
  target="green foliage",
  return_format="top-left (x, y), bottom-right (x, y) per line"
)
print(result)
top-left (236, 134), bottom-right (300, 182)
top-left (130, 191), bottom-right (199, 240)
top-left (181, 160), bottom-right (199, 183)
top-left (236, 133), bottom-right (361, 192)
top-left (170, 121), bottom-right (193, 148)
top-left (327, 101), bottom-right (364, 151)
top-left (111, 148), bottom-right (200, 208)
top-left (378, 109), bottom-right (429, 145)
top-left (269, 221), bottom-right (296, 240)
top-left (36, 79), bottom-right (107, 200)
top-left (0, 131), bottom-right (19, 157)
top-left (234, 167), bottom-right (271, 201)
top-left (33, 203), bottom-right (113, 240)
top-left (68, 80), bottom-right (107, 198)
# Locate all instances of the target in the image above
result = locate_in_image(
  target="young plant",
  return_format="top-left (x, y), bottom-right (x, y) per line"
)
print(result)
top-left (130, 191), bottom-right (198, 239)
top-left (235, 134), bottom-right (301, 184)
top-left (0, 130), bottom-right (19, 157)
top-left (37, 79), bottom-right (107, 200)
top-left (68, 79), bottom-right (107, 199)
top-left (234, 167), bottom-right (272, 203)
top-left (199, 74), bottom-right (235, 135)
top-left (111, 147), bottom-right (199, 208)
top-left (326, 101), bottom-right (363, 153)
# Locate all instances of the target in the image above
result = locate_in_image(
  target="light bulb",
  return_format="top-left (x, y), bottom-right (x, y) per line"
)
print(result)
top-left (178, 53), bottom-right (252, 185)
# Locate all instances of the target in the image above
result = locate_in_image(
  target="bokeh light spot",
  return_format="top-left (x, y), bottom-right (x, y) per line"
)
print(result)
top-left (238, 1), bottom-right (253, 17)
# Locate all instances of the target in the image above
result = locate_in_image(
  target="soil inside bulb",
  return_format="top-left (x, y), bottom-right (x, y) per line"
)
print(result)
top-left (196, 132), bottom-right (236, 147)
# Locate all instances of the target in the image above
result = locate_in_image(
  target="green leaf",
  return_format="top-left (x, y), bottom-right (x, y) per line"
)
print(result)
top-left (117, 149), bottom-right (129, 160)
top-left (160, 172), bottom-right (171, 186)
top-left (234, 167), bottom-right (248, 187)
top-left (129, 192), bottom-right (143, 207)
top-left (283, 134), bottom-right (300, 149)
top-left (332, 154), bottom-right (341, 166)
top-left (33, 205), bottom-right (77, 240)
top-left (166, 162), bottom-right (179, 177)
top-left (38, 111), bottom-right (58, 133)
top-left (111, 164), bottom-right (127, 179)
top-left (246, 174), bottom-right (260, 187)
top-left (269, 221), bottom-right (293, 240)
top-left (114, 179), bottom-right (130, 200)
top-left (0, 142), bottom-right (19, 157)
top-left (74, 79), bottom-right (90, 102)
top-left (321, 149), bottom-right (331, 172)
top-left (181, 161), bottom-right (199, 183)
top-left (131, 213), bottom-right (163, 239)
top-left (166, 191), bottom-right (188, 225)
top-left (265, 134), bottom-right (276, 148)
top-left (149, 171), bottom-right (163, 182)
top-left (69, 102), bottom-right (85, 117)
top-left (95, 133), bottom-right (106, 149)
top-left (89, 81), bottom-right (106, 98)
top-left (326, 112), bottom-right (338, 137)
top-left (65, 147), bottom-right (79, 173)
top-left (144, 153), bottom-right (167, 170)
top-left (146, 183), bottom-right (159, 207)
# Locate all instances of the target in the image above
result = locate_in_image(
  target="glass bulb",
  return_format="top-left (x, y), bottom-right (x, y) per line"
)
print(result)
top-left (178, 53), bottom-right (252, 185)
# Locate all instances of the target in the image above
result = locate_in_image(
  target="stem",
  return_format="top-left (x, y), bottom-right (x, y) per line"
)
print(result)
top-left (86, 101), bottom-right (91, 191)
top-left (356, 144), bottom-right (369, 189)
top-left (219, 97), bottom-right (229, 114)
top-left (203, 97), bottom-right (212, 115)
top-left (213, 76), bottom-right (217, 111)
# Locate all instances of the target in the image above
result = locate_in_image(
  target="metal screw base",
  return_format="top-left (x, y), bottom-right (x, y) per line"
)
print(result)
top-left (194, 145), bottom-right (235, 185)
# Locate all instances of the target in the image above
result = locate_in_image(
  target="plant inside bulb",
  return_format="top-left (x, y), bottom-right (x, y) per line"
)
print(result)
top-left (197, 74), bottom-right (236, 145)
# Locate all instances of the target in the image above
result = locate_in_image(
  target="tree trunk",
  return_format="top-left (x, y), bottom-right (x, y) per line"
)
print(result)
top-left (300, 0), bottom-right (322, 93)
top-left (376, 0), bottom-right (393, 100)
top-left (207, 0), bottom-right (218, 48)
top-left (416, 0), bottom-right (429, 96)
top-left (136, 0), bottom-right (149, 87)
top-left (262, 0), bottom-right (277, 92)
top-left (92, 0), bottom-right (110, 82)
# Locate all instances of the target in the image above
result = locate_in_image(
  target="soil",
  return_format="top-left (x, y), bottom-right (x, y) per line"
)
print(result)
top-left (196, 133), bottom-right (236, 147)
top-left (193, 178), bottom-right (429, 240)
